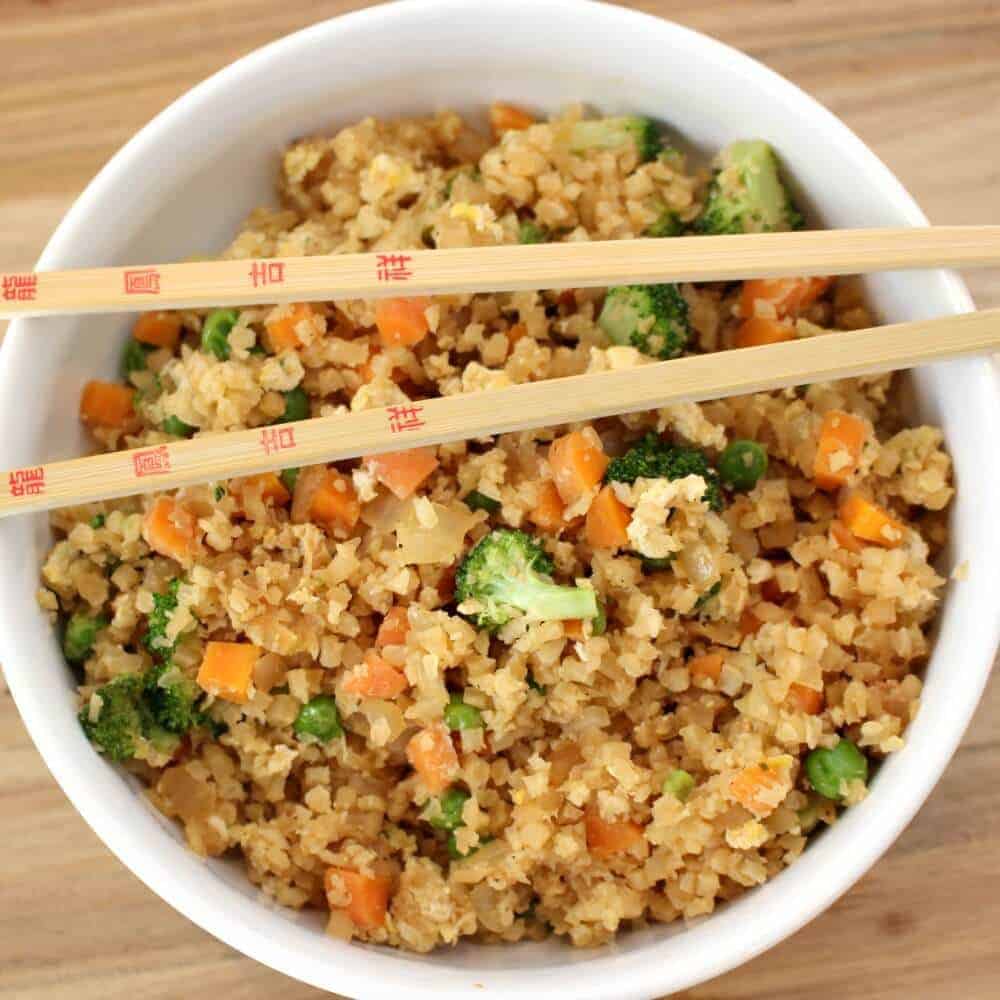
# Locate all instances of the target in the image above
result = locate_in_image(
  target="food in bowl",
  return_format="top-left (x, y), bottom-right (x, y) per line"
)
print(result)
top-left (39, 105), bottom-right (954, 952)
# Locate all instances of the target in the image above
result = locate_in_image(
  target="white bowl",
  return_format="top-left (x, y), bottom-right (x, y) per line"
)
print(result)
top-left (2, 2), bottom-right (998, 997)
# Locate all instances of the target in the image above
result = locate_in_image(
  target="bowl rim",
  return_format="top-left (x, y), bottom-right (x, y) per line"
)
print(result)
top-left (2, 1), bottom-right (998, 998)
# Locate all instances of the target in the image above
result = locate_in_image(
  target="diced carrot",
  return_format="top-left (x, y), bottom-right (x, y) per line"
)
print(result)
top-left (734, 317), bottom-right (796, 348)
top-left (813, 410), bottom-right (867, 490)
top-left (133, 311), bottom-right (182, 349)
top-left (740, 277), bottom-right (833, 320)
top-left (235, 473), bottom-right (291, 508)
top-left (548, 429), bottom-right (608, 506)
top-left (838, 492), bottom-right (905, 548)
top-left (829, 518), bottom-right (863, 554)
top-left (738, 608), bottom-right (762, 637)
top-left (406, 723), bottom-right (460, 793)
top-left (374, 297), bottom-right (432, 348)
top-left (343, 651), bottom-right (408, 699)
top-left (507, 322), bottom-right (528, 347)
top-left (376, 606), bottom-right (410, 648)
top-left (489, 102), bottom-right (536, 137)
top-left (564, 619), bottom-right (585, 641)
top-left (730, 761), bottom-right (789, 817)
top-left (312, 470), bottom-right (361, 532)
top-left (265, 302), bottom-right (316, 352)
top-left (584, 805), bottom-right (644, 858)
top-left (688, 652), bottom-right (724, 684)
top-left (325, 868), bottom-right (391, 931)
top-left (79, 380), bottom-right (135, 429)
top-left (196, 641), bottom-right (261, 704)
top-left (788, 682), bottom-right (824, 715)
top-left (530, 480), bottom-right (566, 533)
top-left (585, 484), bottom-right (632, 549)
top-left (142, 496), bottom-right (198, 562)
top-left (365, 447), bottom-right (439, 499)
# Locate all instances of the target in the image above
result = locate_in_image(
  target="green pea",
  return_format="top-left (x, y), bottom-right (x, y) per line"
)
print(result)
top-left (463, 490), bottom-right (501, 514)
top-left (805, 738), bottom-right (868, 801)
top-left (280, 467), bottom-right (300, 493)
top-left (694, 580), bottom-right (722, 612)
top-left (640, 554), bottom-right (673, 573)
top-left (444, 693), bottom-right (483, 731)
top-left (63, 611), bottom-right (108, 664)
top-left (121, 339), bottom-right (150, 377)
top-left (293, 695), bottom-right (343, 742)
top-left (89, 514), bottom-right (106, 530)
top-left (213, 485), bottom-right (226, 502)
top-left (518, 220), bottom-right (547, 244)
top-left (162, 415), bottom-right (196, 438)
top-left (201, 308), bottom-right (239, 361)
top-left (527, 673), bottom-right (546, 695)
top-left (718, 440), bottom-right (768, 491)
top-left (279, 387), bottom-right (310, 423)
top-left (428, 787), bottom-right (470, 831)
top-left (662, 769), bottom-right (695, 802)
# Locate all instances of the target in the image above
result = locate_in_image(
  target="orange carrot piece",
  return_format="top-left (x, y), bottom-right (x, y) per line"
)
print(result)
top-left (376, 606), bottom-right (410, 648)
top-left (584, 805), bottom-right (644, 858)
top-left (133, 311), bottom-right (182, 349)
top-left (79, 380), bottom-right (135, 429)
top-left (839, 492), bottom-right (905, 548)
top-left (530, 480), bottom-right (566, 533)
top-left (563, 618), bottom-right (585, 641)
top-left (325, 868), bottom-right (391, 931)
top-left (740, 277), bottom-right (833, 320)
top-left (265, 302), bottom-right (316, 352)
top-left (734, 316), bottom-right (796, 349)
top-left (142, 496), bottom-right (198, 562)
top-left (585, 484), bottom-right (631, 549)
top-left (829, 518), bottom-right (863, 554)
top-left (196, 641), bottom-right (261, 704)
top-left (730, 762), bottom-right (788, 816)
top-left (688, 652), bottom-right (724, 685)
top-left (489, 102), bottom-right (536, 137)
top-left (788, 682), bottom-right (824, 715)
top-left (375, 297), bottom-right (431, 348)
top-left (813, 410), bottom-right (867, 490)
top-left (365, 447), bottom-right (439, 499)
top-left (548, 429), bottom-right (608, 506)
top-left (506, 322), bottom-right (528, 347)
top-left (310, 470), bottom-right (361, 532)
top-left (406, 723), bottom-right (459, 793)
top-left (343, 651), bottom-right (409, 699)
top-left (235, 473), bottom-right (291, 508)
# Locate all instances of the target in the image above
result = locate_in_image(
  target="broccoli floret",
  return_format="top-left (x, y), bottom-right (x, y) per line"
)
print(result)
top-left (456, 528), bottom-right (598, 630)
top-left (695, 139), bottom-right (803, 235)
top-left (569, 116), bottom-right (663, 163)
top-left (78, 673), bottom-right (149, 762)
top-left (598, 284), bottom-right (690, 359)
top-left (144, 579), bottom-right (182, 658)
top-left (645, 209), bottom-right (684, 238)
top-left (145, 662), bottom-right (206, 734)
top-left (606, 433), bottom-right (723, 512)
top-left (63, 611), bottom-right (108, 664)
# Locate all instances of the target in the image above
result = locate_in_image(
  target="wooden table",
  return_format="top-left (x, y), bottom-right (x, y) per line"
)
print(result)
top-left (1, 2), bottom-right (998, 996)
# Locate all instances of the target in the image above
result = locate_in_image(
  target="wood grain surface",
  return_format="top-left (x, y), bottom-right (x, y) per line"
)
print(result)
top-left (1, 2), bottom-right (998, 997)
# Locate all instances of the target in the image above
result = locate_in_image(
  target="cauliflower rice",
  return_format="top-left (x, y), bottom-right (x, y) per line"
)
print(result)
top-left (39, 106), bottom-right (954, 952)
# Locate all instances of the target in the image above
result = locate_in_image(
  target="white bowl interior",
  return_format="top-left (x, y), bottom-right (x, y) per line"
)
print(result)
top-left (2, 2), bottom-right (998, 998)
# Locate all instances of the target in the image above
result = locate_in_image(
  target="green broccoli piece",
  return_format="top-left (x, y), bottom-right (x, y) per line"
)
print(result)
top-left (121, 339), bottom-right (151, 377)
top-left (645, 209), bottom-right (684, 238)
top-left (78, 673), bottom-right (147, 761)
top-left (569, 116), bottom-right (663, 163)
top-left (456, 528), bottom-right (598, 631)
top-left (145, 662), bottom-right (206, 734)
top-left (518, 220), bottom-right (548, 244)
top-left (695, 139), bottom-right (803, 235)
top-left (606, 433), bottom-right (723, 512)
top-left (63, 611), bottom-right (108, 664)
top-left (144, 579), bottom-right (182, 658)
top-left (598, 284), bottom-right (690, 360)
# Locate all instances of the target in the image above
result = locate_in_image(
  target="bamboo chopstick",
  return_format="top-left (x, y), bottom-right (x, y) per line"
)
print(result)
top-left (2, 226), bottom-right (1000, 320)
top-left (3, 307), bottom-right (998, 518)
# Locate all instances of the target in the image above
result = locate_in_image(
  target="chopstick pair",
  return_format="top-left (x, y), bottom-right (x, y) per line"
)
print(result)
top-left (2, 226), bottom-right (999, 518)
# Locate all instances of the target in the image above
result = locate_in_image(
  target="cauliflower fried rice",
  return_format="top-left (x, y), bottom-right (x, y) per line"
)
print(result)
top-left (40, 106), bottom-right (955, 952)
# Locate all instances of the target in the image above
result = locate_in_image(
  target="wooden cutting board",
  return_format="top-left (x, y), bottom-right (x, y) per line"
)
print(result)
top-left (1, 2), bottom-right (998, 997)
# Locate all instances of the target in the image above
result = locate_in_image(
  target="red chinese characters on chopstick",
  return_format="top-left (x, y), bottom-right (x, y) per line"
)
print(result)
top-left (8, 466), bottom-right (45, 497)
top-left (123, 268), bottom-right (161, 296)
top-left (375, 254), bottom-right (413, 283)
top-left (249, 261), bottom-right (286, 288)
top-left (2, 274), bottom-right (38, 302)
top-left (260, 426), bottom-right (296, 457)
top-left (132, 445), bottom-right (171, 478)
top-left (386, 404), bottom-right (425, 434)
